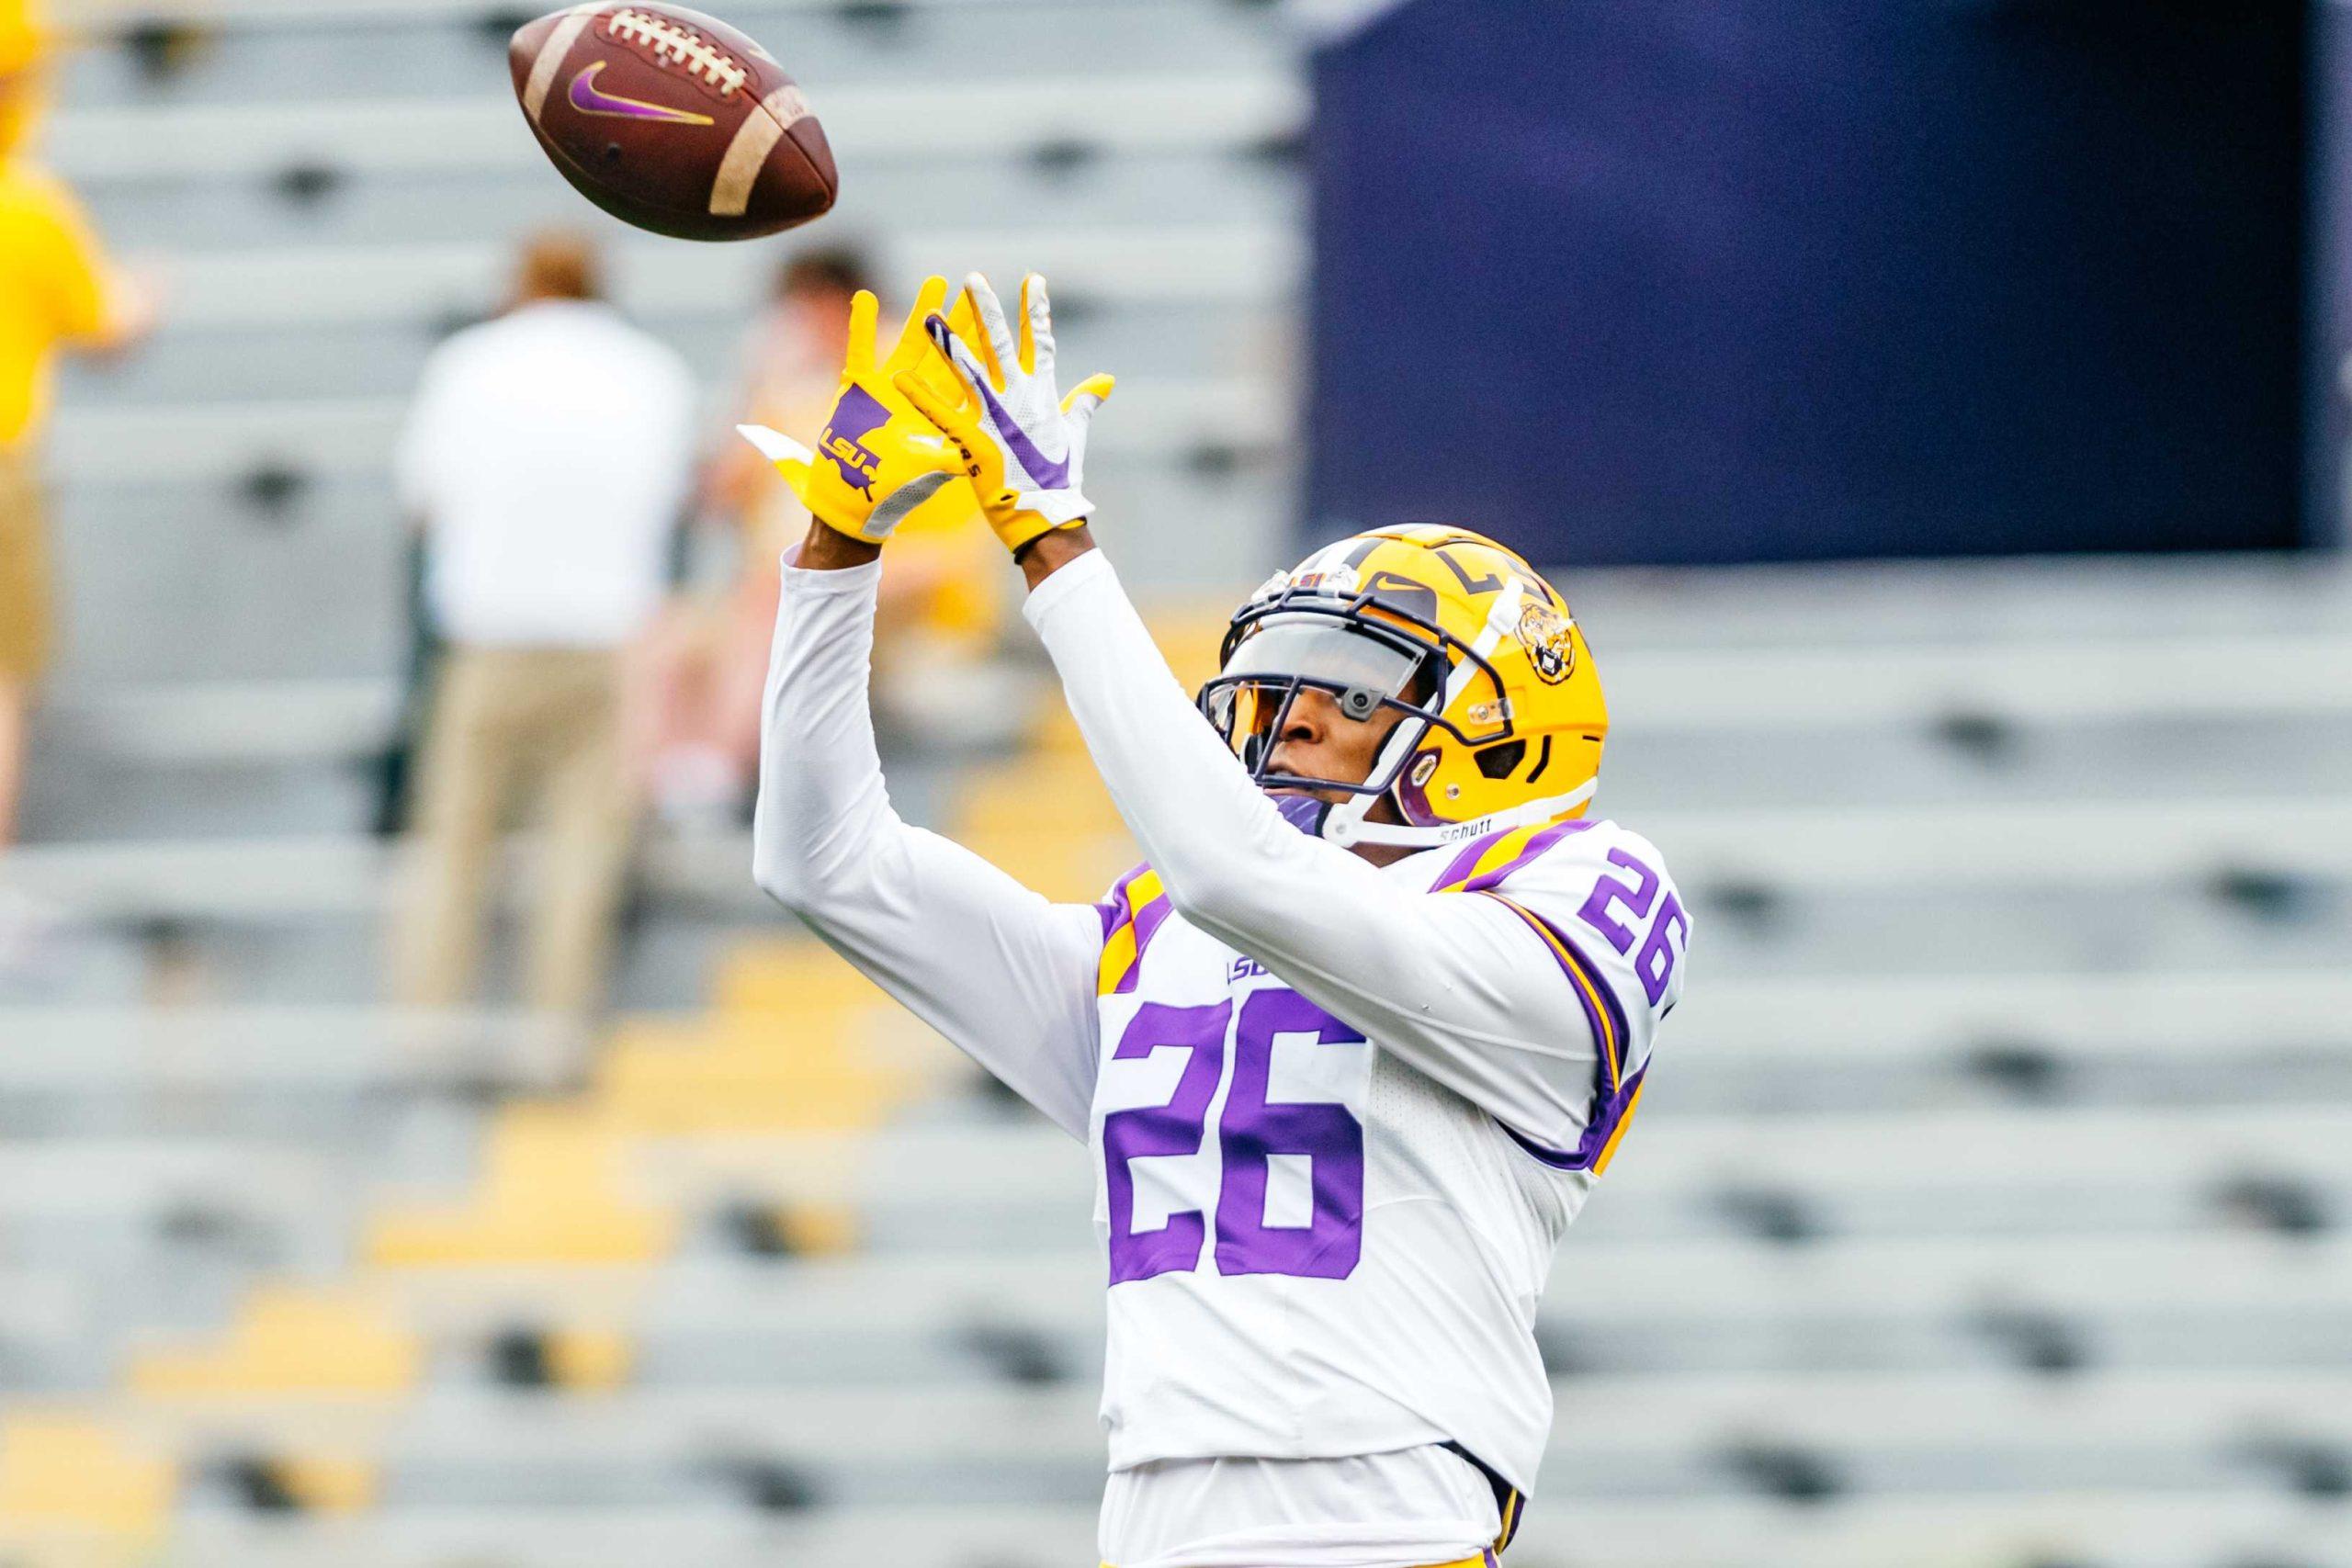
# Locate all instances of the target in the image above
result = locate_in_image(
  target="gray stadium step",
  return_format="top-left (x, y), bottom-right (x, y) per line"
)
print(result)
top-left (73, 146), bottom-right (1299, 256)
top-left (51, 76), bottom-right (1301, 185)
top-left (55, 0), bottom-right (1295, 109)
top-left (61, 295), bottom-right (1290, 405)
top-left (157, 1489), bottom-right (2352, 1568)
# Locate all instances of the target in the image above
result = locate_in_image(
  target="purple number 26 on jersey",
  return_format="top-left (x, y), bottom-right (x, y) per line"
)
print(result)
top-left (1577, 846), bottom-right (1687, 1007)
top-left (1216, 990), bottom-right (1366, 1279)
top-left (1103, 992), bottom-right (1367, 1285)
top-left (1103, 1001), bottom-right (1231, 1284)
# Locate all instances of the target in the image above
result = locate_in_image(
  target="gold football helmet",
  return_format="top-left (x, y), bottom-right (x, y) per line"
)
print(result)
top-left (1200, 525), bottom-right (1608, 850)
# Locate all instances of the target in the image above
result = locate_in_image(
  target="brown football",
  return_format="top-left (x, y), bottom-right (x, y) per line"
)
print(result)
top-left (509, 3), bottom-right (837, 242)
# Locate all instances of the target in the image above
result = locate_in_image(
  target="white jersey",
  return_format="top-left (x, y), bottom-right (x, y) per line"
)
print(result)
top-left (754, 552), bottom-right (1689, 1567)
top-left (1090, 813), bottom-right (1671, 1489)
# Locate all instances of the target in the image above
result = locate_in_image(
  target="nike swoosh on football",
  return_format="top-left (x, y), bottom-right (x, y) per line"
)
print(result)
top-left (971, 375), bottom-right (1074, 489)
top-left (567, 61), bottom-right (717, 126)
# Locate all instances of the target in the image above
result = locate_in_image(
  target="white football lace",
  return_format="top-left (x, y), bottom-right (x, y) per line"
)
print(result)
top-left (605, 8), bottom-right (749, 96)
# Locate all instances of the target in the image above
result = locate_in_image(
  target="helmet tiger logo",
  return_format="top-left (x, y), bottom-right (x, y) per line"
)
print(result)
top-left (1517, 602), bottom-right (1576, 685)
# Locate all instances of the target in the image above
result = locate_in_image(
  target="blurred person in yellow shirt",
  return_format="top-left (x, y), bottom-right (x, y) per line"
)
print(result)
top-left (636, 248), bottom-right (1000, 827)
top-left (0, 2), bottom-right (155, 853)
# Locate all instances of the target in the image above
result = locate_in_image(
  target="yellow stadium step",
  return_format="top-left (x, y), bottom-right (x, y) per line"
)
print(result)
top-left (952, 752), bottom-right (1124, 838)
top-left (539, 1324), bottom-right (633, 1393)
top-left (956, 822), bottom-right (1136, 906)
top-left (712, 942), bottom-right (890, 1016)
top-left (0, 1412), bottom-right (175, 1559)
top-left (1022, 595), bottom-right (1237, 756)
top-left (598, 1011), bottom-right (916, 1134)
top-left (1145, 597), bottom-right (1246, 689)
top-left (256, 1453), bottom-right (379, 1516)
top-left (367, 1104), bottom-right (674, 1268)
top-left (130, 1284), bottom-right (419, 1399)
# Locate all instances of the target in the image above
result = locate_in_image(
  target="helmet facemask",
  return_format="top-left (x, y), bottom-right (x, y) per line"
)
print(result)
top-left (1198, 590), bottom-right (1513, 840)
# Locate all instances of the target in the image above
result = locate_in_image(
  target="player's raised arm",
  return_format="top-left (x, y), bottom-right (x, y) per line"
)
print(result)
top-left (1016, 540), bottom-right (1679, 1158)
top-left (744, 279), bottom-right (1104, 1138)
top-left (902, 275), bottom-right (1688, 1158)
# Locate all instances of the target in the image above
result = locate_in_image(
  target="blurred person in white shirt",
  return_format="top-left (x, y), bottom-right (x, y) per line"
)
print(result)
top-left (390, 230), bottom-right (695, 1018)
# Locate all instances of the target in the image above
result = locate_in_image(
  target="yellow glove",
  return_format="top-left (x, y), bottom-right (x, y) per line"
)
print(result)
top-left (737, 276), bottom-right (973, 546)
top-left (892, 271), bottom-right (1114, 555)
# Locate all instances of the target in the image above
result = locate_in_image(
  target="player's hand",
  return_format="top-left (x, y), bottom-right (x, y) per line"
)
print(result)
top-left (892, 272), bottom-right (1114, 556)
top-left (738, 276), bottom-right (968, 546)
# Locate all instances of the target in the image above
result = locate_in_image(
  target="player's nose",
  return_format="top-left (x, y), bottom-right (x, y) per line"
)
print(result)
top-left (1279, 687), bottom-right (1335, 745)
top-left (1265, 690), bottom-right (1334, 776)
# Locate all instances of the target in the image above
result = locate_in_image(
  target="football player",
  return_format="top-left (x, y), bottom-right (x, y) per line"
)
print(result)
top-left (744, 275), bottom-right (1690, 1568)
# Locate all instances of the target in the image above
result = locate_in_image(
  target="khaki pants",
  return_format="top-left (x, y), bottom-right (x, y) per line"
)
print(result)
top-left (0, 446), bottom-right (47, 846)
top-left (0, 444), bottom-right (49, 682)
top-left (392, 646), bottom-right (635, 1017)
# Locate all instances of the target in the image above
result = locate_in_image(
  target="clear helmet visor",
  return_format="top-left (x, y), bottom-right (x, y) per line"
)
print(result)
top-left (1203, 618), bottom-right (1433, 778)
top-left (1217, 617), bottom-right (1426, 697)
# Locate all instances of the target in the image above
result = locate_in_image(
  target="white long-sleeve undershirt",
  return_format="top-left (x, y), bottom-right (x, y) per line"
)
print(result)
top-left (752, 558), bottom-right (1104, 1136)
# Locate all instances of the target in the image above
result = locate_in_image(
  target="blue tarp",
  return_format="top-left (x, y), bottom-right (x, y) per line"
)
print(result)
top-left (1306, 0), bottom-right (2309, 562)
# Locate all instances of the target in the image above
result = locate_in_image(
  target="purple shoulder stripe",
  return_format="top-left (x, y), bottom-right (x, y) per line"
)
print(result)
top-left (1100, 862), bottom-right (1179, 994)
top-left (1461, 818), bottom-right (1595, 894)
top-left (1430, 818), bottom-right (1596, 895)
top-left (1115, 894), bottom-right (1177, 994)
top-left (1430, 827), bottom-right (1510, 893)
top-left (1099, 863), bottom-right (1150, 925)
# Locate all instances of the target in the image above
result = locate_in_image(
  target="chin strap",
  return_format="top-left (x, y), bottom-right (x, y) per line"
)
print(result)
top-left (1317, 708), bottom-right (1432, 847)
